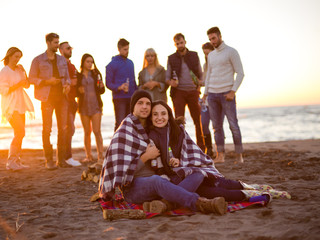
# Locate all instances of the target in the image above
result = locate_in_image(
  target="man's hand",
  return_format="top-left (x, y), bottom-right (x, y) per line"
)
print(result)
top-left (167, 79), bottom-right (178, 88)
top-left (169, 158), bottom-right (180, 167)
top-left (202, 94), bottom-right (208, 103)
top-left (140, 144), bottom-right (160, 163)
top-left (224, 91), bottom-right (235, 101)
top-left (45, 77), bottom-right (60, 86)
top-left (118, 82), bottom-right (129, 92)
top-left (78, 86), bottom-right (85, 94)
top-left (63, 85), bottom-right (70, 95)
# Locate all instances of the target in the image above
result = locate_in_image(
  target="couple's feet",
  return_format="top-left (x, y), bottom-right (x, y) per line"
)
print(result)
top-left (214, 152), bottom-right (244, 164)
top-left (46, 157), bottom-right (81, 170)
top-left (143, 197), bottom-right (228, 215)
top-left (6, 158), bottom-right (29, 171)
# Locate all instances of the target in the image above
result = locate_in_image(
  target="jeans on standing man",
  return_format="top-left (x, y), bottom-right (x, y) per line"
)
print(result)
top-left (207, 92), bottom-right (243, 153)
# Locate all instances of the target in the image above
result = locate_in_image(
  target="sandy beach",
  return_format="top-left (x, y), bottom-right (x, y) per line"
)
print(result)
top-left (0, 139), bottom-right (319, 240)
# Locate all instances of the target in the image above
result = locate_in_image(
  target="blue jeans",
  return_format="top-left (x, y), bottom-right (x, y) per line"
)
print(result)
top-left (41, 96), bottom-right (68, 162)
top-left (170, 172), bottom-right (205, 192)
top-left (200, 105), bottom-right (211, 135)
top-left (124, 175), bottom-right (200, 211)
top-left (207, 92), bottom-right (243, 153)
top-left (197, 177), bottom-right (245, 202)
top-left (112, 98), bottom-right (131, 131)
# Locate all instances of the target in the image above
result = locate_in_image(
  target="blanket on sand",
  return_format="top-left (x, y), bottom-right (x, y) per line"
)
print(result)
top-left (99, 199), bottom-right (268, 219)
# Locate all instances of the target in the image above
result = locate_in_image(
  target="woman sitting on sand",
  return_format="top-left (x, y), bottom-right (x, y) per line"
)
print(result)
top-left (77, 54), bottom-right (105, 165)
top-left (147, 100), bottom-right (271, 202)
top-left (0, 47), bottom-right (34, 171)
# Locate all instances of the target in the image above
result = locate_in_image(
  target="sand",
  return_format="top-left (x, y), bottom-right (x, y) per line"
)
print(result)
top-left (0, 139), bottom-right (320, 240)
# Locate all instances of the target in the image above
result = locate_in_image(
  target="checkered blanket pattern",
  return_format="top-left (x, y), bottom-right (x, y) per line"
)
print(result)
top-left (99, 114), bottom-right (150, 200)
top-left (173, 127), bottom-right (224, 179)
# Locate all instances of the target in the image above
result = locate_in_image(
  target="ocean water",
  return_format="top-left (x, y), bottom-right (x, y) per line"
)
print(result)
top-left (0, 105), bottom-right (319, 150)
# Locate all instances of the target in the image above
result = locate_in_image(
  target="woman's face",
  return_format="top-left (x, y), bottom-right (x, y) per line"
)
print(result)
top-left (9, 52), bottom-right (22, 66)
top-left (203, 48), bottom-right (212, 58)
top-left (145, 53), bottom-right (155, 66)
top-left (83, 57), bottom-right (93, 71)
top-left (152, 104), bottom-right (169, 128)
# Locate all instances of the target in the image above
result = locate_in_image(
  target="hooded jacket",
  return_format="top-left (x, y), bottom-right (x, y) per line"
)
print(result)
top-left (105, 55), bottom-right (137, 99)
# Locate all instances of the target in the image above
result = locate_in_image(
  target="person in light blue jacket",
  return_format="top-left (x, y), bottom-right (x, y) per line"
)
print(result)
top-left (105, 38), bottom-right (137, 131)
top-left (29, 33), bottom-right (71, 170)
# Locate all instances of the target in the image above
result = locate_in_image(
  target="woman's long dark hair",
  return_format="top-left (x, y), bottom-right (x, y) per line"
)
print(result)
top-left (149, 100), bottom-right (185, 147)
top-left (80, 53), bottom-right (102, 79)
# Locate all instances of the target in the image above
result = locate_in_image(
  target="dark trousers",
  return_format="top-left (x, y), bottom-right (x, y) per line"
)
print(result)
top-left (65, 101), bottom-right (78, 160)
top-left (171, 89), bottom-right (205, 151)
top-left (112, 98), bottom-right (131, 132)
top-left (41, 96), bottom-right (68, 163)
top-left (197, 177), bottom-right (245, 202)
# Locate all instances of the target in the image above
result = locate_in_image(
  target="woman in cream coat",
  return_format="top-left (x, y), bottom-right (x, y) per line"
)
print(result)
top-left (0, 47), bottom-right (34, 170)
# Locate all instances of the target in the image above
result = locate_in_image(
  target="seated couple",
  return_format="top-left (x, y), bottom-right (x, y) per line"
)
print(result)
top-left (98, 90), bottom-right (270, 215)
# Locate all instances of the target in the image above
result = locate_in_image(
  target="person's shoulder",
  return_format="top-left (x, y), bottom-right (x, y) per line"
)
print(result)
top-left (33, 52), bottom-right (46, 61)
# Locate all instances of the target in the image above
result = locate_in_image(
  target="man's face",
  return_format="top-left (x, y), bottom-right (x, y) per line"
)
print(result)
top-left (133, 97), bottom-right (151, 120)
top-left (174, 37), bottom-right (186, 53)
top-left (208, 33), bottom-right (222, 48)
top-left (47, 38), bottom-right (60, 53)
top-left (59, 43), bottom-right (72, 59)
top-left (119, 45), bottom-right (129, 58)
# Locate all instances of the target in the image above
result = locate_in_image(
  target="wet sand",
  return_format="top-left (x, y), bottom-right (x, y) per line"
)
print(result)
top-left (1, 139), bottom-right (319, 240)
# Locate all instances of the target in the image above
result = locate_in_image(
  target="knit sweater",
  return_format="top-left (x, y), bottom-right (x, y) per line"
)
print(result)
top-left (204, 42), bottom-right (244, 94)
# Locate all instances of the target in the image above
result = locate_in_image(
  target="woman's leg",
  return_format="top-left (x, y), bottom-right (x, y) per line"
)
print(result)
top-left (197, 185), bottom-right (245, 202)
top-left (91, 112), bottom-right (104, 163)
top-left (80, 114), bottom-right (92, 160)
top-left (8, 112), bottom-right (25, 159)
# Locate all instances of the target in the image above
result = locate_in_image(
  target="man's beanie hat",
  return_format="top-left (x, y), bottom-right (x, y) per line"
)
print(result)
top-left (130, 90), bottom-right (152, 113)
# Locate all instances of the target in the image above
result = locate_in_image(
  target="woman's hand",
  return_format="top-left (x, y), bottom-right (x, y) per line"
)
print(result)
top-left (143, 81), bottom-right (159, 90)
top-left (169, 158), bottom-right (180, 167)
top-left (78, 86), bottom-right (85, 94)
top-left (140, 144), bottom-right (160, 163)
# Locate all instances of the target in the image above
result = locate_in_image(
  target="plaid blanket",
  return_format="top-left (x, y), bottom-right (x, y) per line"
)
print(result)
top-left (172, 127), bottom-right (224, 179)
top-left (99, 114), bottom-right (150, 200)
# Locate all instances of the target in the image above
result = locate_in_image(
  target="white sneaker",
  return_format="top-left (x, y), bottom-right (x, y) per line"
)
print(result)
top-left (66, 158), bottom-right (82, 167)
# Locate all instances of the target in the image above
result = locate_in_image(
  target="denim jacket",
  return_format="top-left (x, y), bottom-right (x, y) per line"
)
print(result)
top-left (29, 51), bottom-right (70, 102)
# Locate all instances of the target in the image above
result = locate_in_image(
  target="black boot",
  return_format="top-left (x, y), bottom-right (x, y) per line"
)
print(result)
top-left (204, 133), bottom-right (214, 159)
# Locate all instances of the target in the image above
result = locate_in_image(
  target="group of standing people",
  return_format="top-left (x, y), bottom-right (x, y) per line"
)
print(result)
top-left (1, 26), bottom-right (245, 173)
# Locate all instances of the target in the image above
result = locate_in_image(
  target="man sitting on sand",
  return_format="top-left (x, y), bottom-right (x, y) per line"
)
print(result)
top-left (98, 90), bottom-right (227, 215)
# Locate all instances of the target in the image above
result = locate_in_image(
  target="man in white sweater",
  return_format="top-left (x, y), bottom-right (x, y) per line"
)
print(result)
top-left (202, 27), bottom-right (244, 163)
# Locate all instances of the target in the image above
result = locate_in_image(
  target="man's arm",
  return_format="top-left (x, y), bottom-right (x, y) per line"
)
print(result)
top-left (230, 49), bottom-right (244, 92)
top-left (105, 64), bottom-right (122, 91)
top-left (28, 57), bottom-right (43, 86)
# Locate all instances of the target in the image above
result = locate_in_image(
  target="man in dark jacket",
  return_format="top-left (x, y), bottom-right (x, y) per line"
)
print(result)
top-left (166, 33), bottom-right (205, 152)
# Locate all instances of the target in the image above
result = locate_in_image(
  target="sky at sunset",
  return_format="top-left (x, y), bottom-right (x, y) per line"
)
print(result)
top-left (0, 0), bottom-right (320, 119)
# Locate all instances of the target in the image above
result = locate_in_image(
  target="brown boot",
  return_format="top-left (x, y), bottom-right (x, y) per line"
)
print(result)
top-left (196, 197), bottom-right (227, 215)
top-left (149, 200), bottom-right (168, 214)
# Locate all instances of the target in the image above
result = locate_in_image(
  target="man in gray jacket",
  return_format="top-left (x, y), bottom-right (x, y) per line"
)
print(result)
top-left (203, 27), bottom-right (245, 164)
top-left (29, 33), bottom-right (71, 169)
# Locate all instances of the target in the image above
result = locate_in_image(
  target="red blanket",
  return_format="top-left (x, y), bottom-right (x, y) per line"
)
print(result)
top-left (99, 199), bottom-right (267, 219)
